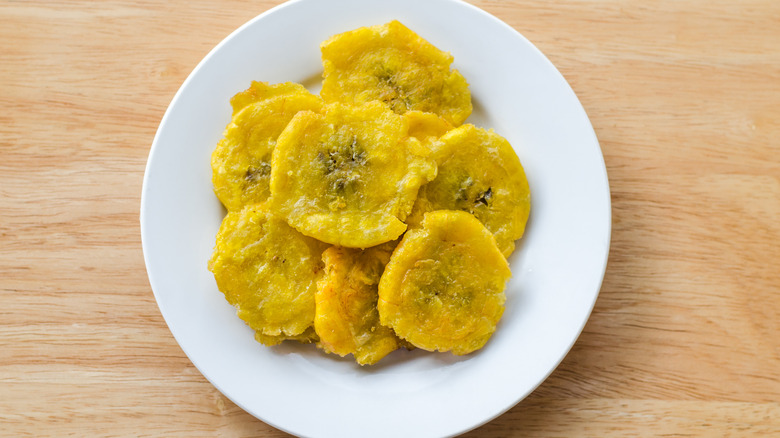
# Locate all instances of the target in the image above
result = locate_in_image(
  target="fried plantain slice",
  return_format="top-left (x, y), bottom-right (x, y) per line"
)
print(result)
top-left (320, 20), bottom-right (472, 126)
top-left (212, 81), bottom-right (323, 211)
top-left (208, 203), bottom-right (328, 338)
top-left (269, 101), bottom-right (436, 248)
top-left (254, 326), bottom-right (319, 347)
top-left (378, 210), bottom-right (511, 355)
top-left (315, 241), bottom-right (400, 365)
top-left (404, 110), bottom-right (453, 146)
top-left (407, 124), bottom-right (530, 258)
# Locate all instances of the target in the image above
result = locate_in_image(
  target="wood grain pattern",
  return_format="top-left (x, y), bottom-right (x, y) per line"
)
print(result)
top-left (1, 0), bottom-right (778, 436)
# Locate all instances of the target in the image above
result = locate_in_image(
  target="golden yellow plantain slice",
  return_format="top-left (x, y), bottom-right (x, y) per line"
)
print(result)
top-left (269, 101), bottom-right (436, 248)
top-left (254, 326), bottom-right (319, 347)
top-left (378, 210), bottom-right (511, 355)
top-left (315, 242), bottom-right (400, 365)
top-left (212, 81), bottom-right (323, 211)
top-left (404, 110), bottom-right (453, 146)
top-left (320, 20), bottom-right (472, 126)
top-left (407, 124), bottom-right (530, 258)
top-left (208, 203), bottom-right (328, 338)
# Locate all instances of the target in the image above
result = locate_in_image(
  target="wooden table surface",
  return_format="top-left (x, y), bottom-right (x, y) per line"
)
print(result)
top-left (2, 0), bottom-right (779, 436)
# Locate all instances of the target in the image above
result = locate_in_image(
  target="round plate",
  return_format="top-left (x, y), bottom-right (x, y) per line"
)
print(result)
top-left (140, 0), bottom-right (611, 436)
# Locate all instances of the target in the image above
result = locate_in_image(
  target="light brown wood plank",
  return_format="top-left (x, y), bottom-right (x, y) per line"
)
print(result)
top-left (1, 0), bottom-right (778, 436)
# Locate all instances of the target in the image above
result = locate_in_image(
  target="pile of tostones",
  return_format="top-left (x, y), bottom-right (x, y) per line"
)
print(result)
top-left (208, 21), bottom-right (530, 365)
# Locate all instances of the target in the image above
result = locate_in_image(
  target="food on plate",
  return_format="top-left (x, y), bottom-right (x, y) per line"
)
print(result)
top-left (315, 242), bottom-right (400, 365)
top-left (406, 124), bottom-right (530, 257)
top-left (212, 81), bottom-right (323, 211)
top-left (378, 210), bottom-right (511, 355)
top-left (269, 101), bottom-right (436, 248)
top-left (320, 20), bottom-right (472, 126)
top-left (208, 21), bottom-right (530, 363)
top-left (208, 203), bottom-right (328, 340)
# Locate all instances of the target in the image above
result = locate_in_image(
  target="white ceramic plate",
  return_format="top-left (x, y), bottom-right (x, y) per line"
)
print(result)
top-left (141, 0), bottom-right (610, 436)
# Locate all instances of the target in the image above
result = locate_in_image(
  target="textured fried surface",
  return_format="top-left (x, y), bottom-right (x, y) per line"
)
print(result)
top-left (208, 204), bottom-right (328, 338)
top-left (212, 81), bottom-right (323, 211)
top-left (254, 326), bottom-right (319, 347)
top-left (315, 242), bottom-right (399, 365)
top-left (320, 20), bottom-right (472, 126)
top-left (269, 101), bottom-right (436, 248)
top-left (404, 110), bottom-right (453, 146)
top-left (407, 124), bottom-right (530, 257)
top-left (378, 211), bottom-right (511, 355)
